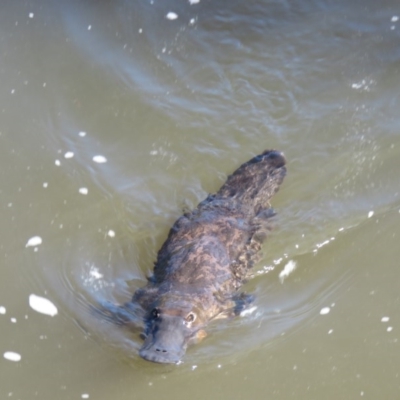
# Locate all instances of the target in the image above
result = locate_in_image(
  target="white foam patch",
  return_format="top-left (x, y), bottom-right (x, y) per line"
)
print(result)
top-left (107, 230), bottom-right (115, 238)
top-left (79, 131), bottom-right (87, 137)
top-left (55, 159), bottom-right (61, 166)
top-left (351, 79), bottom-right (375, 91)
top-left (29, 294), bottom-right (58, 317)
top-left (0, 306), bottom-right (6, 314)
top-left (320, 307), bottom-right (330, 315)
top-left (93, 155), bottom-right (107, 163)
top-left (89, 267), bottom-right (103, 280)
top-left (240, 306), bottom-right (257, 317)
top-left (368, 211), bottom-right (374, 218)
top-left (79, 187), bottom-right (88, 195)
top-left (166, 12), bottom-right (178, 20)
top-left (43, 182), bottom-right (48, 188)
top-left (81, 395), bottom-right (90, 399)
top-left (387, 326), bottom-right (393, 332)
top-left (279, 260), bottom-right (297, 283)
top-left (26, 236), bottom-right (42, 247)
top-left (189, 0), bottom-right (200, 3)
top-left (29, 13), bottom-right (34, 18)
top-left (4, 352), bottom-right (21, 362)
top-left (64, 152), bottom-right (74, 159)
top-left (81, 264), bottom-right (110, 290)
top-left (391, 15), bottom-right (399, 22)
top-left (316, 239), bottom-right (331, 249)
top-left (381, 316), bottom-right (390, 322)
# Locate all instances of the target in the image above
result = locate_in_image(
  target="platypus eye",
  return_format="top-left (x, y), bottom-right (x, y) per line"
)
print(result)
top-left (151, 308), bottom-right (160, 319)
top-left (185, 312), bottom-right (196, 323)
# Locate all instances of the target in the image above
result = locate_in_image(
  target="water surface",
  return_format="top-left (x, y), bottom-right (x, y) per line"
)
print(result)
top-left (1, 0), bottom-right (400, 398)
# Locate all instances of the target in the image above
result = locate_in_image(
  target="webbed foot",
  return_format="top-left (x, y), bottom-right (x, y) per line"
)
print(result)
top-left (90, 300), bottom-right (142, 326)
top-left (232, 292), bottom-right (255, 316)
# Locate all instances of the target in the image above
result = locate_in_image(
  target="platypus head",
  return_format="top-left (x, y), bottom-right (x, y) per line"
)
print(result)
top-left (139, 296), bottom-right (208, 364)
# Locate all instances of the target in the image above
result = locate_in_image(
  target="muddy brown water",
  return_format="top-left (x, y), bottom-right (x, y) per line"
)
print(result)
top-left (1, 0), bottom-right (400, 399)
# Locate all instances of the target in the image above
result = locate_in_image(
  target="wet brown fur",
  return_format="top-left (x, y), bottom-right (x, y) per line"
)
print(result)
top-left (132, 150), bottom-right (286, 357)
top-left (92, 150), bottom-right (288, 362)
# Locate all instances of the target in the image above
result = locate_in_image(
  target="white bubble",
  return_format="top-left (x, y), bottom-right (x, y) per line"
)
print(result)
top-left (391, 16), bottom-right (399, 22)
top-left (381, 316), bottom-right (390, 322)
top-left (107, 230), bottom-right (115, 238)
top-left (64, 152), bottom-right (74, 159)
top-left (387, 326), bottom-right (393, 332)
top-left (88, 25), bottom-right (92, 30)
top-left (189, 0), bottom-right (200, 3)
top-left (55, 159), bottom-right (61, 166)
top-left (0, 306), bottom-right (6, 314)
top-left (4, 352), bottom-right (21, 362)
top-left (368, 211), bottom-right (374, 218)
top-left (26, 236), bottom-right (42, 247)
top-left (29, 294), bottom-right (58, 317)
top-left (81, 395), bottom-right (90, 399)
top-left (43, 182), bottom-right (48, 188)
top-left (29, 13), bottom-right (34, 18)
top-left (320, 307), bottom-right (330, 315)
top-left (93, 155), bottom-right (107, 163)
top-left (166, 12), bottom-right (178, 20)
top-left (79, 131), bottom-right (87, 137)
top-left (279, 260), bottom-right (297, 283)
top-left (79, 188), bottom-right (88, 195)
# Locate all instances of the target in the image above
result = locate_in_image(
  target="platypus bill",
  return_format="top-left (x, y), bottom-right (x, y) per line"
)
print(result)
top-left (111, 150), bottom-right (286, 364)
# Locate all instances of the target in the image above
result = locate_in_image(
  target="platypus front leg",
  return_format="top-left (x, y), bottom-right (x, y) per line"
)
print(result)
top-left (215, 292), bottom-right (255, 318)
top-left (232, 292), bottom-right (255, 316)
top-left (91, 300), bottom-right (144, 327)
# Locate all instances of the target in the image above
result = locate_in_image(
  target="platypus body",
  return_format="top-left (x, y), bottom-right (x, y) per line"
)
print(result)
top-left (128, 150), bottom-right (286, 364)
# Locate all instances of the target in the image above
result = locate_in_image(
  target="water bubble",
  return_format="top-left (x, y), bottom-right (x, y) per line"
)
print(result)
top-left (26, 236), bottom-right (42, 247)
top-left (166, 12), bottom-right (178, 20)
top-left (93, 155), bottom-right (107, 163)
top-left (29, 294), bottom-right (58, 317)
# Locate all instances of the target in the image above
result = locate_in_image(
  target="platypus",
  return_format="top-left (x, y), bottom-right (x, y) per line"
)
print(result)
top-left (126, 150), bottom-right (286, 364)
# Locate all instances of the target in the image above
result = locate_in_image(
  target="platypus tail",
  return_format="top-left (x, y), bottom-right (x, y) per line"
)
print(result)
top-left (216, 150), bottom-right (286, 215)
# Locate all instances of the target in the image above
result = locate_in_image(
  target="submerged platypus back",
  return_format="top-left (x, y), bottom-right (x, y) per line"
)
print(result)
top-left (132, 150), bottom-right (286, 363)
